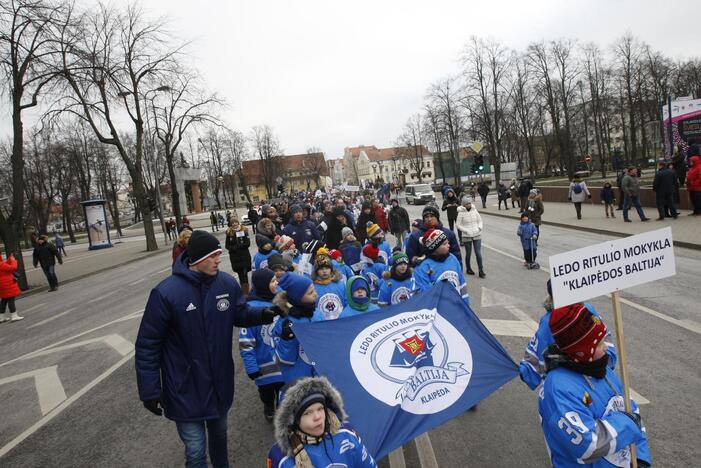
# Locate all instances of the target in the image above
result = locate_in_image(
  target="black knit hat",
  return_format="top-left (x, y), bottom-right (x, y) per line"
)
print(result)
top-left (186, 230), bottom-right (222, 265)
top-left (251, 269), bottom-right (276, 300)
top-left (256, 233), bottom-right (274, 250)
top-left (290, 204), bottom-right (303, 215)
top-left (422, 205), bottom-right (440, 221)
top-left (268, 253), bottom-right (292, 272)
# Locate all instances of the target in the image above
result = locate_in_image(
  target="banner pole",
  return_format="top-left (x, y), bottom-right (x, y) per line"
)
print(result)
top-left (611, 290), bottom-right (637, 468)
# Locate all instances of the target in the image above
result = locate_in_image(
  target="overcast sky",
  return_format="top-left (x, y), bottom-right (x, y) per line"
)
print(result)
top-left (2, 0), bottom-right (698, 159)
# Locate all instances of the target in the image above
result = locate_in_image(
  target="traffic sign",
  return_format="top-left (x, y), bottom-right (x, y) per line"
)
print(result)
top-left (584, 154), bottom-right (592, 163)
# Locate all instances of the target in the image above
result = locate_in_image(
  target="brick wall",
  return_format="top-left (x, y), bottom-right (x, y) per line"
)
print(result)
top-left (536, 185), bottom-right (693, 210)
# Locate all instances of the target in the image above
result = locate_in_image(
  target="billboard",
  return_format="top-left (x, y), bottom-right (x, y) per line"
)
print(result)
top-left (662, 98), bottom-right (701, 157)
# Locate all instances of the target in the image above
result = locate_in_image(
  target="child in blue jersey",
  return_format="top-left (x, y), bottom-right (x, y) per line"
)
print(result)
top-left (311, 251), bottom-right (346, 320)
top-left (413, 228), bottom-right (469, 306)
top-left (360, 244), bottom-right (387, 304)
top-left (365, 221), bottom-right (393, 265)
top-left (267, 253), bottom-right (294, 280)
top-left (539, 303), bottom-right (651, 467)
top-left (328, 248), bottom-right (354, 282)
top-left (378, 251), bottom-right (416, 306)
top-left (271, 273), bottom-right (323, 384)
top-left (339, 275), bottom-right (379, 318)
top-left (239, 269), bottom-right (284, 421)
top-left (276, 235), bottom-right (302, 273)
top-left (519, 280), bottom-right (617, 391)
top-left (253, 233), bottom-right (278, 271)
top-left (517, 211), bottom-right (539, 268)
top-left (267, 376), bottom-right (376, 468)
top-left (339, 227), bottom-right (363, 274)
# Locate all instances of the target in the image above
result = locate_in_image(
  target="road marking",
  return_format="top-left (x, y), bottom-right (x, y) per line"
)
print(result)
top-left (28, 308), bottom-right (77, 329)
top-left (505, 305), bottom-right (539, 328)
top-left (155, 266), bottom-right (171, 274)
top-left (17, 302), bottom-right (46, 314)
top-left (481, 319), bottom-right (537, 337)
top-left (0, 351), bottom-right (135, 458)
top-left (481, 287), bottom-right (522, 308)
top-left (630, 388), bottom-right (650, 405)
top-left (0, 309), bottom-right (142, 369)
top-left (0, 366), bottom-right (66, 416)
top-left (414, 433), bottom-right (438, 468)
top-left (20, 334), bottom-right (134, 361)
top-left (388, 447), bottom-right (406, 468)
top-left (87, 291), bottom-right (117, 304)
top-left (482, 242), bottom-right (701, 336)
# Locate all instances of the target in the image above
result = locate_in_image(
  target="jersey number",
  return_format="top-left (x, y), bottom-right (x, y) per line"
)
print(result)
top-left (557, 411), bottom-right (588, 445)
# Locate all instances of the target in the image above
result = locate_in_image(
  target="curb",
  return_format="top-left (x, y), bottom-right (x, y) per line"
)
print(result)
top-left (479, 209), bottom-right (701, 252)
top-left (19, 248), bottom-right (167, 298)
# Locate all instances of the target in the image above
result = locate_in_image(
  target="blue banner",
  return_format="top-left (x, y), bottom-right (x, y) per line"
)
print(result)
top-left (294, 280), bottom-right (519, 460)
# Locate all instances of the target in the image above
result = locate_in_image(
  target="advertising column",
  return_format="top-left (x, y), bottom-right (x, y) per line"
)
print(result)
top-left (80, 199), bottom-right (113, 250)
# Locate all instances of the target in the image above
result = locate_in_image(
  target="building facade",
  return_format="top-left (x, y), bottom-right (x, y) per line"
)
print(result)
top-left (343, 145), bottom-right (434, 186)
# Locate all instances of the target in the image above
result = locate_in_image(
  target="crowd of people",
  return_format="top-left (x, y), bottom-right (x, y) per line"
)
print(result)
top-left (133, 185), bottom-right (651, 467)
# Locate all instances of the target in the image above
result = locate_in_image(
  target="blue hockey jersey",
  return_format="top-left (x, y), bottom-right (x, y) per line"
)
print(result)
top-left (519, 303), bottom-right (618, 391)
top-left (339, 241), bottom-right (363, 274)
top-left (271, 311), bottom-right (324, 383)
top-left (332, 259), bottom-right (355, 283)
top-left (339, 302), bottom-right (380, 319)
top-left (268, 428), bottom-right (377, 468)
top-left (378, 276), bottom-right (416, 306)
top-left (539, 366), bottom-right (651, 467)
top-left (361, 261), bottom-right (387, 303)
top-left (253, 249), bottom-right (279, 271)
top-left (314, 279), bottom-right (347, 320)
top-left (414, 254), bottom-right (469, 306)
top-left (238, 299), bottom-right (283, 387)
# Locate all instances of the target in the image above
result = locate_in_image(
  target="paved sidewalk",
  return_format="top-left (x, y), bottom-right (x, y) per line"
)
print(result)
top-left (477, 194), bottom-right (701, 250)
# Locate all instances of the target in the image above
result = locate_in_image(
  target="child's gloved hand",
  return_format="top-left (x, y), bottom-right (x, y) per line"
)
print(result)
top-left (532, 235), bottom-right (538, 241)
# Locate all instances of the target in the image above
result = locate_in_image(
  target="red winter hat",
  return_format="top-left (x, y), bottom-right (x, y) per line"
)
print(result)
top-left (328, 249), bottom-right (343, 260)
top-left (421, 228), bottom-right (447, 253)
top-left (362, 243), bottom-right (379, 260)
top-left (549, 303), bottom-right (607, 363)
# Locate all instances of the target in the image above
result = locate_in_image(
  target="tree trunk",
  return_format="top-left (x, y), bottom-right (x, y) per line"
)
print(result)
top-left (61, 194), bottom-right (77, 243)
top-left (166, 153), bottom-right (182, 227)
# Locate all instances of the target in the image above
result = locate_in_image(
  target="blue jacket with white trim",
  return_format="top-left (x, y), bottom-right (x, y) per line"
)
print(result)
top-left (238, 298), bottom-right (284, 387)
top-left (413, 254), bottom-right (469, 306)
top-left (135, 252), bottom-right (264, 421)
top-left (271, 311), bottom-right (324, 383)
top-left (268, 428), bottom-right (377, 468)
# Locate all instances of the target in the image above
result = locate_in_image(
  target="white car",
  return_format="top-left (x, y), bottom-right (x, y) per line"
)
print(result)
top-left (241, 214), bottom-right (252, 226)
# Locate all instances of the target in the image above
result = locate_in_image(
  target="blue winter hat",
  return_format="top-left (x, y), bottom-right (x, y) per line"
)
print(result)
top-left (348, 276), bottom-right (370, 306)
top-left (278, 273), bottom-right (313, 306)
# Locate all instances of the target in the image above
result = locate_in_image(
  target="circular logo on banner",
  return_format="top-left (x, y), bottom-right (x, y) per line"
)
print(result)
top-left (318, 293), bottom-right (343, 320)
top-left (436, 270), bottom-right (460, 290)
top-left (350, 309), bottom-right (472, 414)
top-left (390, 286), bottom-right (412, 304)
top-left (216, 299), bottom-right (230, 311)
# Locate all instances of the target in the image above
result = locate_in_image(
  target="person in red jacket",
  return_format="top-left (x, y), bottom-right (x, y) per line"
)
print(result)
top-left (686, 153), bottom-right (701, 215)
top-left (0, 250), bottom-right (23, 322)
top-left (372, 199), bottom-right (389, 232)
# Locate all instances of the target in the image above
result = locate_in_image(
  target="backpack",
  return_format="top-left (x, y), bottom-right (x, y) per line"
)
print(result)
top-left (572, 183), bottom-right (583, 194)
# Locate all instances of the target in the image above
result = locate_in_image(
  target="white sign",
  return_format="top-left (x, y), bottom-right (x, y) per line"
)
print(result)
top-left (549, 227), bottom-right (675, 308)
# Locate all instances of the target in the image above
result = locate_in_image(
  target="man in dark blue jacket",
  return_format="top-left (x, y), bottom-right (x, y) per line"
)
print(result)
top-left (282, 204), bottom-right (320, 250)
top-left (405, 205), bottom-right (462, 266)
top-left (652, 161), bottom-right (679, 219)
top-left (135, 230), bottom-right (279, 468)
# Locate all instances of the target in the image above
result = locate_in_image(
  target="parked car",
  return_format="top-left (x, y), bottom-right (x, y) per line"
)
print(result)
top-left (241, 214), bottom-right (252, 225)
top-left (404, 184), bottom-right (436, 205)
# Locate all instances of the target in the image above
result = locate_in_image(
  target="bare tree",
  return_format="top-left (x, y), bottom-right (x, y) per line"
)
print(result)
top-left (424, 105), bottom-right (448, 183)
top-left (221, 129), bottom-right (250, 204)
top-left (613, 33), bottom-right (643, 165)
top-left (396, 114), bottom-right (427, 183)
top-left (56, 3), bottom-right (184, 251)
top-left (426, 77), bottom-right (465, 186)
top-left (0, 0), bottom-right (67, 287)
top-left (511, 54), bottom-right (540, 176)
top-left (250, 125), bottom-right (282, 199)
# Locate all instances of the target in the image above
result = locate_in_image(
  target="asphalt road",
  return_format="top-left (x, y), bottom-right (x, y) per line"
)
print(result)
top-left (0, 201), bottom-right (699, 467)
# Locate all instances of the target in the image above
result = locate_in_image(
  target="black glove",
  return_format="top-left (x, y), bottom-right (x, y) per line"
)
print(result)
top-left (280, 320), bottom-right (295, 340)
top-left (143, 399), bottom-right (162, 416)
top-left (588, 194), bottom-right (592, 199)
top-left (622, 411), bottom-right (642, 430)
top-left (261, 305), bottom-right (283, 324)
top-left (567, 197), bottom-right (572, 201)
top-left (247, 371), bottom-right (262, 381)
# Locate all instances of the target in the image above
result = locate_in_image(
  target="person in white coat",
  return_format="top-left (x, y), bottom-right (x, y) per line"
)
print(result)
top-left (567, 175), bottom-right (591, 220)
top-left (455, 197), bottom-right (485, 278)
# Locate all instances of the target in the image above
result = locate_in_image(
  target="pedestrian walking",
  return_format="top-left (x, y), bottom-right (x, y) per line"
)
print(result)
top-left (477, 181), bottom-right (490, 209)
top-left (686, 151), bottom-right (701, 215)
top-left (497, 182), bottom-right (510, 210)
top-left (538, 303), bottom-right (651, 467)
top-left (518, 178), bottom-right (533, 211)
top-left (0, 250), bottom-right (23, 322)
top-left (372, 199), bottom-right (389, 232)
top-left (455, 197), bottom-right (485, 278)
top-left (621, 166), bottom-right (650, 222)
top-left (54, 231), bottom-right (67, 257)
top-left (615, 171), bottom-right (625, 210)
top-left (267, 377), bottom-right (377, 468)
top-left (509, 178), bottom-right (520, 208)
top-left (526, 189), bottom-right (544, 234)
top-left (355, 201), bottom-right (375, 244)
top-left (135, 230), bottom-right (280, 468)
top-left (247, 203), bottom-right (259, 234)
top-left (388, 199), bottom-right (410, 248)
top-left (32, 235), bottom-right (62, 291)
top-left (600, 181), bottom-right (616, 218)
top-left (567, 175), bottom-right (591, 220)
top-left (441, 189), bottom-right (460, 231)
top-left (652, 161), bottom-right (679, 220)
top-left (181, 214), bottom-right (191, 227)
top-left (172, 227), bottom-right (192, 266)
top-left (210, 211), bottom-right (219, 232)
top-left (225, 218), bottom-right (252, 295)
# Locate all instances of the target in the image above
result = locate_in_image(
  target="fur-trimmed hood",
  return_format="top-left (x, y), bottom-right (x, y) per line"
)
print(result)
top-left (274, 376), bottom-right (347, 456)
